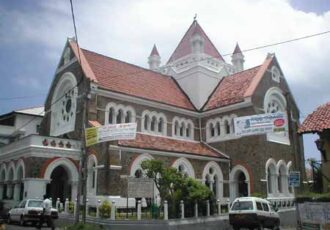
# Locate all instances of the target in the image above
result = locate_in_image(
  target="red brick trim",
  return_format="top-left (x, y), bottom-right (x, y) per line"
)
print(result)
top-left (39, 157), bottom-right (79, 178)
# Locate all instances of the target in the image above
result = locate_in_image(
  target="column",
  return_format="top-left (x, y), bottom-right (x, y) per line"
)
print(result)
top-left (194, 202), bottom-right (198, 218)
top-left (96, 200), bottom-right (101, 218)
top-left (13, 183), bottom-right (21, 201)
top-left (206, 200), bottom-right (210, 217)
top-left (6, 182), bottom-right (12, 199)
top-left (180, 200), bottom-right (184, 219)
top-left (0, 184), bottom-right (3, 200)
top-left (71, 181), bottom-right (78, 201)
top-left (164, 200), bottom-right (168, 220)
top-left (217, 199), bottom-right (221, 215)
top-left (137, 200), bottom-right (141, 220)
top-left (64, 198), bottom-right (69, 213)
top-left (111, 201), bottom-right (116, 220)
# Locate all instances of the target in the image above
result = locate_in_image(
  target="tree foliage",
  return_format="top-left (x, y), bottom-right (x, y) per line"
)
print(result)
top-left (141, 159), bottom-right (212, 204)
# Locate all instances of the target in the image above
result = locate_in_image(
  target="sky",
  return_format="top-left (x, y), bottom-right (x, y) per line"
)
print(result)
top-left (0, 0), bottom-right (329, 163)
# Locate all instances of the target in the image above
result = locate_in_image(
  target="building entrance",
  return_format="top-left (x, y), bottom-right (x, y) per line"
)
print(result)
top-left (46, 165), bottom-right (71, 204)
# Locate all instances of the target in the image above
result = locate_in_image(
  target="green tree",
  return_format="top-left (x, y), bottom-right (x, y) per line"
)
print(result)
top-left (141, 159), bottom-right (212, 217)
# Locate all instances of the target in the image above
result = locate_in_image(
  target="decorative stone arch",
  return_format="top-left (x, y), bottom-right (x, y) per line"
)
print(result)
top-left (206, 118), bottom-right (222, 140)
top-left (0, 164), bottom-right (7, 182)
top-left (87, 154), bottom-right (98, 195)
top-left (43, 158), bottom-right (78, 182)
top-left (172, 157), bottom-right (195, 178)
top-left (50, 72), bottom-right (78, 136)
top-left (287, 161), bottom-right (294, 194)
top-left (202, 161), bottom-right (224, 199)
top-left (130, 153), bottom-right (154, 178)
top-left (271, 66), bottom-right (281, 83)
top-left (15, 159), bottom-right (25, 180)
top-left (222, 115), bottom-right (232, 134)
top-left (7, 161), bottom-right (16, 181)
top-left (266, 158), bottom-right (278, 196)
top-left (230, 164), bottom-right (251, 201)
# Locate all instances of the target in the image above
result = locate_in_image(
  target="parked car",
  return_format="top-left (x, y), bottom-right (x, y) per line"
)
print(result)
top-left (7, 199), bottom-right (58, 226)
top-left (229, 197), bottom-right (280, 230)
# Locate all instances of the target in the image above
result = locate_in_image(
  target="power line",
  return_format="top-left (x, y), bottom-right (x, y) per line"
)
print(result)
top-left (6, 26), bottom-right (330, 134)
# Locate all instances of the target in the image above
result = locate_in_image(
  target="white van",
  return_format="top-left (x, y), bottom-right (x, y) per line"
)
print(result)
top-left (229, 197), bottom-right (280, 230)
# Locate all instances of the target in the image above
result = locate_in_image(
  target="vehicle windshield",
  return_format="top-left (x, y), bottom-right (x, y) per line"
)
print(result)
top-left (27, 200), bottom-right (43, 207)
top-left (231, 201), bottom-right (253, 210)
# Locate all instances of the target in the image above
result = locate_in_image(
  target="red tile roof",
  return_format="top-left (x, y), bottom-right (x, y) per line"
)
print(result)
top-left (298, 102), bottom-right (330, 134)
top-left (118, 133), bottom-right (228, 159)
top-left (72, 45), bottom-right (195, 110)
top-left (203, 66), bottom-right (261, 110)
top-left (167, 21), bottom-right (224, 63)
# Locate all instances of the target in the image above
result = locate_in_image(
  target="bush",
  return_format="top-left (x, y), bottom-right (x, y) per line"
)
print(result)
top-left (68, 201), bottom-right (75, 214)
top-left (64, 223), bottom-right (103, 230)
top-left (99, 200), bottom-right (111, 218)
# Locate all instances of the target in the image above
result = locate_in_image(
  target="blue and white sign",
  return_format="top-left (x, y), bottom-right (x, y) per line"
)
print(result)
top-left (288, 171), bottom-right (300, 187)
top-left (234, 112), bottom-right (288, 137)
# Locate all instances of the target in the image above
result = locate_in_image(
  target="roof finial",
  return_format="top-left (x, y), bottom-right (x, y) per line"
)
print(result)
top-left (194, 13), bottom-right (197, 22)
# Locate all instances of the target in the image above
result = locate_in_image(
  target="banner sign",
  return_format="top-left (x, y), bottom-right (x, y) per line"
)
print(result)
top-left (288, 171), bottom-right (300, 187)
top-left (234, 112), bottom-right (288, 137)
top-left (85, 123), bottom-right (137, 147)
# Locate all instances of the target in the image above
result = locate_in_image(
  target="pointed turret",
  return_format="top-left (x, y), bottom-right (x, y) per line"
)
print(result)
top-left (148, 44), bottom-right (161, 71)
top-left (231, 43), bottom-right (245, 73)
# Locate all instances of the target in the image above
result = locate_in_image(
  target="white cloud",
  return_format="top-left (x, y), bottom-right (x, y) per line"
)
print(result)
top-left (2, 0), bottom-right (330, 159)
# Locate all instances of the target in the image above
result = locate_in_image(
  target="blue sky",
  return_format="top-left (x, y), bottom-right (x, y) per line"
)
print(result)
top-left (0, 0), bottom-right (329, 163)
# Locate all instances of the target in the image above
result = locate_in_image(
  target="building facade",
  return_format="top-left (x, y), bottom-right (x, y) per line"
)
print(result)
top-left (0, 20), bottom-right (305, 208)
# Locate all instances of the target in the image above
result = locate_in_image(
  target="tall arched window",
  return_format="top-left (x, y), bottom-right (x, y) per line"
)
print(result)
top-left (216, 122), bottom-right (221, 136)
top-left (144, 115), bottom-right (149, 130)
top-left (109, 107), bottom-right (115, 124)
top-left (158, 117), bottom-right (163, 133)
top-left (116, 109), bottom-right (123, 124)
top-left (225, 120), bottom-right (230, 134)
top-left (264, 87), bottom-right (289, 145)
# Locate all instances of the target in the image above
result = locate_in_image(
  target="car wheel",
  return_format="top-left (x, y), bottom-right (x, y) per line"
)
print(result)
top-left (20, 215), bottom-right (25, 226)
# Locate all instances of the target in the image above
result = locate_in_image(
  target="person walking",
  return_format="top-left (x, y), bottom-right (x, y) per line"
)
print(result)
top-left (37, 195), bottom-right (54, 230)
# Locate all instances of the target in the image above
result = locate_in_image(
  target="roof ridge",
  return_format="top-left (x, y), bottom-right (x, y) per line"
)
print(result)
top-left (82, 48), bottom-right (171, 79)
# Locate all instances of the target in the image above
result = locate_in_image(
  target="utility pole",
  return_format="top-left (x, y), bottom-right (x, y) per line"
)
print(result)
top-left (75, 77), bottom-right (90, 224)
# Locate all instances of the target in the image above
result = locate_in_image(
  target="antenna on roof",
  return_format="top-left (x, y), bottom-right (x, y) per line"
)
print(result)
top-left (193, 13), bottom-right (197, 22)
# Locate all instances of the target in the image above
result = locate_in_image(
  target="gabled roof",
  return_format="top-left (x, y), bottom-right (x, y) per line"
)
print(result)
top-left (118, 133), bottom-right (228, 159)
top-left (298, 102), bottom-right (330, 134)
top-left (69, 41), bottom-right (195, 111)
top-left (167, 20), bottom-right (224, 63)
top-left (203, 55), bottom-right (274, 111)
top-left (15, 106), bottom-right (45, 116)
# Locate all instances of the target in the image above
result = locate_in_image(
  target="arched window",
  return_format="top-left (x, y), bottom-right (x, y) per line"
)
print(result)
top-left (135, 169), bottom-right (143, 178)
top-left (186, 123), bottom-right (191, 137)
top-left (180, 122), bottom-right (184, 136)
top-left (87, 155), bottom-right (97, 195)
top-left (116, 109), bottom-right (123, 124)
top-left (158, 117), bottom-right (164, 133)
top-left (105, 103), bottom-right (136, 125)
top-left (144, 115), bottom-right (149, 130)
top-left (216, 122), bottom-right (221, 136)
top-left (264, 87), bottom-right (289, 145)
top-left (125, 111), bottom-right (131, 123)
top-left (266, 159), bottom-right (277, 196)
top-left (172, 158), bottom-right (195, 178)
top-left (225, 120), bottom-right (230, 134)
top-left (151, 116), bottom-right (157, 131)
top-left (210, 123), bottom-right (215, 137)
top-left (109, 107), bottom-right (115, 124)
top-left (174, 121), bottom-right (179, 135)
top-left (203, 162), bottom-right (224, 199)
